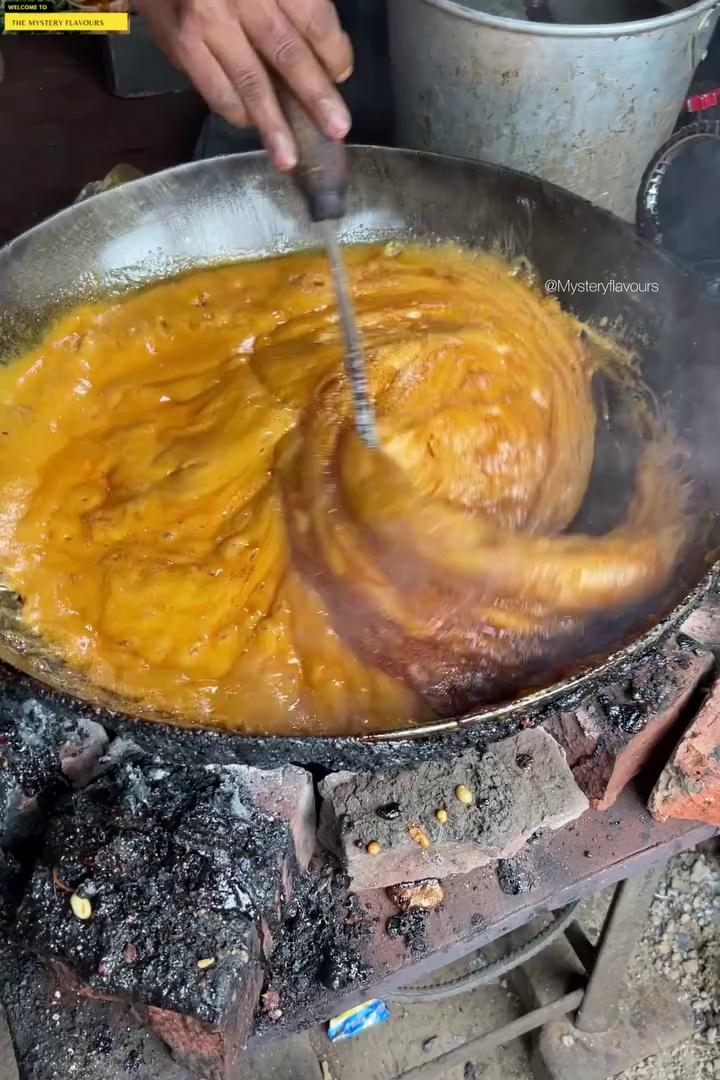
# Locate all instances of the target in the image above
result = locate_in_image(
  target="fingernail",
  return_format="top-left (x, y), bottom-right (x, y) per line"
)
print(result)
top-left (337, 65), bottom-right (353, 84)
top-left (268, 132), bottom-right (297, 171)
top-left (320, 98), bottom-right (351, 140)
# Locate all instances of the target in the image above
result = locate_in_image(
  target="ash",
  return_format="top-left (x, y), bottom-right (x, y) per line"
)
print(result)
top-left (496, 855), bottom-right (535, 896)
top-left (386, 909), bottom-right (429, 957)
top-left (256, 860), bottom-right (370, 1030)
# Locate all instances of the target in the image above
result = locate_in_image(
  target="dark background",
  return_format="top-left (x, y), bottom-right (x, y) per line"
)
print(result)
top-left (0, 0), bottom-right (391, 246)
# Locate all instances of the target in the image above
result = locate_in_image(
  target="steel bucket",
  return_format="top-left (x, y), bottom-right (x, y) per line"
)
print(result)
top-left (389, 0), bottom-right (720, 220)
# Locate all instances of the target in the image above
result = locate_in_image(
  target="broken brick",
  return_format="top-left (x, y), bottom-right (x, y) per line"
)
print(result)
top-left (546, 634), bottom-right (714, 811)
top-left (649, 678), bottom-right (720, 826)
top-left (318, 728), bottom-right (588, 890)
top-left (232, 764), bottom-right (316, 871)
top-left (143, 973), bottom-right (263, 1080)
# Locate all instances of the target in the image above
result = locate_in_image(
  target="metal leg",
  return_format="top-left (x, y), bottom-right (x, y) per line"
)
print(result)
top-left (391, 991), bottom-right (585, 1080)
top-left (574, 865), bottom-right (664, 1034)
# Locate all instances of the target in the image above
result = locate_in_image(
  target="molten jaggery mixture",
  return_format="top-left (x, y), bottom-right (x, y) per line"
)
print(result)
top-left (0, 244), bottom-right (688, 734)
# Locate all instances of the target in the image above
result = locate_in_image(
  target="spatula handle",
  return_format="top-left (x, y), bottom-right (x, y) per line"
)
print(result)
top-left (275, 85), bottom-right (348, 223)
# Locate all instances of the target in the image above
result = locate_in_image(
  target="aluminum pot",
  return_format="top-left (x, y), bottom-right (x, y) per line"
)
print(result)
top-left (389, 0), bottom-right (720, 220)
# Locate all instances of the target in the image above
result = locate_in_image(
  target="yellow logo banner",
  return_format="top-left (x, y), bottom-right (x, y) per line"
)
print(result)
top-left (3, 4), bottom-right (129, 32)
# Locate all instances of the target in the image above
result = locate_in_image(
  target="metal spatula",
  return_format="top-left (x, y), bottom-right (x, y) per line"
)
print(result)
top-left (277, 88), bottom-right (379, 449)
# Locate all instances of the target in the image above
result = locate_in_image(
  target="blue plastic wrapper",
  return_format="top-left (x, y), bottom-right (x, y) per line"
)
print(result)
top-left (327, 999), bottom-right (390, 1041)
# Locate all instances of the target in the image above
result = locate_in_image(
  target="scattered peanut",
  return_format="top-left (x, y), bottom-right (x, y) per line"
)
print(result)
top-left (367, 841), bottom-right (382, 856)
top-left (408, 823), bottom-right (431, 849)
top-left (197, 957), bottom-right (216, 970)
top-left (435, 808), bottom-right (448, 824)
top-left (70, 893), bottom-right (92, 921)
top-left (455, 784), bottom-right (473, 805)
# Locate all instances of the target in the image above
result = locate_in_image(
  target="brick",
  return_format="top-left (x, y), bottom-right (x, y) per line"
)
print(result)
top-left (39, 961), bottom-right (197, 1080)
top-left (144, 966), bottom-right (264, 1080)
top-left (649, 679), bottom-right (720, 826)
top-left (318, 728), bottom-right (588, 890)
top-left (546, 634), bottom-right (714, 811)
top-left (230, 764), bottom-right (316, 871)
top-left (143, 1010), bottom-right (226, 1080)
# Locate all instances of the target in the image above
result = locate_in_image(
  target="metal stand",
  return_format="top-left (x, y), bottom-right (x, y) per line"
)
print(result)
top-left (575, 868), bottom-right (661, 1034)
top-left (392, 861), bottom-right (695, 1080)
top-left (530, 864), bottom-right (695, 1080)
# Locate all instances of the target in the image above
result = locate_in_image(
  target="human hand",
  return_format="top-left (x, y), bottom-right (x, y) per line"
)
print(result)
top-left (135, 0), bottom-right (353, 170)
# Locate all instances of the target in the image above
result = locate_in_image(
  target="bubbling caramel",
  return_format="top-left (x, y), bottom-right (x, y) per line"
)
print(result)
top-left (0, 244), bottom-right (688, 734)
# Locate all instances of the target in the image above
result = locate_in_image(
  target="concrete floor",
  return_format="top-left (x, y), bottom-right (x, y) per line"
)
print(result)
top-left (245, 975), bottom-right (532, 1080)
top-left (309, 979), bottom-right (532, 1080)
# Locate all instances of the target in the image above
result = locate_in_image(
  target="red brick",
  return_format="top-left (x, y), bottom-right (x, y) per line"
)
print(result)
top-left (52, 957), bottom-right (263, 1080)
top-left (649, 679), bottom-right (720, 826)
top-left (318, 729), bottom-right (588, 890)
top-left (144, 965), bottom-right (263, 1080)
top-left (546, 635), bottom-right (714, 811)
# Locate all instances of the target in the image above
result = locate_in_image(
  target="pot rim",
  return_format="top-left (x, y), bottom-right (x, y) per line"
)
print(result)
top-left (413, 0), bottom-right (719, 39)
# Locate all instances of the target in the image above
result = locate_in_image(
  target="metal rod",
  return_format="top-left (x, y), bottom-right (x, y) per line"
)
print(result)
top-left (575, 866), bottom-right (664, 1034)
top-left (320, 221), bottom-right (378, 449)
top-left (563, 920), bottom-right (597, 975)
top-left (391, 990), bottom-right (584, 1080)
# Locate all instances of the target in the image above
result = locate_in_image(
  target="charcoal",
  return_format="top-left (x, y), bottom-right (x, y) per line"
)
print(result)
top-left (0, 848), bottom-right (21, 927)
top-left (10, 699), bottom-right (61, 798)
top-left (15, 758), bottom-right (300, 1017)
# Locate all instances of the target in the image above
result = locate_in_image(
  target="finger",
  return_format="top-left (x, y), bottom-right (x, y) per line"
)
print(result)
top-left (134, 0), bottom-right (180, 60)
top-left (243, 3), bottom-right (351, 140)
top-left (207, 31), bottom-right (298, 169)
top-left (139, 1), bottom-right (251, 124)
top-left (278, 0), bottom-right (354, 83)
top-left (174, 38), bottom-right (251, 128)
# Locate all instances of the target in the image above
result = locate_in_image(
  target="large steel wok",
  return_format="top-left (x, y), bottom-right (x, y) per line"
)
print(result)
top-left (0, 147), bottom-right (719, 751)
